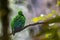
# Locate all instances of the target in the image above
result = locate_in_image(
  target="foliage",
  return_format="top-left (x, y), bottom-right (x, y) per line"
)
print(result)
top-left (33, 15), bottom-right (60, 40)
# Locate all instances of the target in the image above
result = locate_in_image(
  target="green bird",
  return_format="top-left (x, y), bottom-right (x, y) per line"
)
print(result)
top-left (11, 11), bottom-right (26, 35)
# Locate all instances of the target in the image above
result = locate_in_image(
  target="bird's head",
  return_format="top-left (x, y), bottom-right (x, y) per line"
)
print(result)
top-left (18, 11), bottom-right (24, 16)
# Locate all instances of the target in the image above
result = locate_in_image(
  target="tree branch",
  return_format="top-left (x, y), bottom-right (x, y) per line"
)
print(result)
top-left (9, 22), bottom-right (44, 35)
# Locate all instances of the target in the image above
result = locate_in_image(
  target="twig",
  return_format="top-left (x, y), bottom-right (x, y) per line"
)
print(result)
top-left (9, 22), bottom-right (44, 35)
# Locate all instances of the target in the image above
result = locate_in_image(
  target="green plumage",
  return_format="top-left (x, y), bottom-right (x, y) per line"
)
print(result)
top-left (11, 11), bottom-right (26, 35)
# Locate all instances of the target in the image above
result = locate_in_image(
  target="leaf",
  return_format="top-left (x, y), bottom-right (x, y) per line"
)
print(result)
top-left (45, 16), bottom-right (60, 24)
top-left (32, 17), bottom-right (39, 23)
